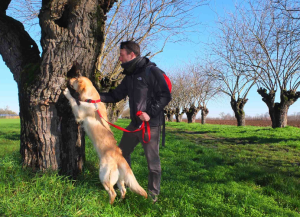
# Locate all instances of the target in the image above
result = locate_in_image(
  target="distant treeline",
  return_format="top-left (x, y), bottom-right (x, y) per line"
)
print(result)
top-left (207, 112), bottom-right (300, 121)
top-left (0, 106), bottom-right (18, 115)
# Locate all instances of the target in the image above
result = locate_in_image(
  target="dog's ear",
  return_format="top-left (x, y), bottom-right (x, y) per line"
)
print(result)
top-left (77, 79), bottom-right (86, 93)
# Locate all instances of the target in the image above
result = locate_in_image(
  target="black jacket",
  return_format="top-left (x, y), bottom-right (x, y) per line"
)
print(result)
top-left (100, 57), bottom-right (172, 127)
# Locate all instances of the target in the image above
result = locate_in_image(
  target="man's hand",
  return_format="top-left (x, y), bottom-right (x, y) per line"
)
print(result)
top-left (138, 112), bottom-right (150, 122)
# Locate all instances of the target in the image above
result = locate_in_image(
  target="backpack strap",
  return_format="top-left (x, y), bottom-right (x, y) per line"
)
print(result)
top-left (144, 65), bottom-right (166, 147)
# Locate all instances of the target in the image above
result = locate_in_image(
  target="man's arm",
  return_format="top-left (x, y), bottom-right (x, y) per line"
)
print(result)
top-left (100, 76), bottom-right (128, 103)
top-left (145, 66), bottom-right (172, 118)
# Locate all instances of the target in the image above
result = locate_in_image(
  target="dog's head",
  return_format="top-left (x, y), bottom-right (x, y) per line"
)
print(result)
top-left (69, 77), bottom-right (93, 93)
top-left (68, 76), bottom-right (99, 101)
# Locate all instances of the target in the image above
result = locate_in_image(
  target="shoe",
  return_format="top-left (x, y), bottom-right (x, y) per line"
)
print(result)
top-left (148, 192), bottom-right (158, 204)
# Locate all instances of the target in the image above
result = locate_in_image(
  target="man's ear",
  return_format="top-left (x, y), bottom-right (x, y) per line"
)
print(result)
top-left (130, 51), bottom-right (136, 59)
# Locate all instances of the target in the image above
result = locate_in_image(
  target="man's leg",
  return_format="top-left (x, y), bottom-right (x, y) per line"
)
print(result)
top-left (118, 123), bottom-right (140, 167)
top-left (141, 126), bottom-right (161, 197)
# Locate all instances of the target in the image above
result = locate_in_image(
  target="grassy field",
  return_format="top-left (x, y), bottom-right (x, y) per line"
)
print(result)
top-left (1, 119), bottom-right (300, 216)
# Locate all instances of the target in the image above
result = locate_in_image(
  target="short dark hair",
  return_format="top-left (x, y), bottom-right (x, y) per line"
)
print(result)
top-left (120, 41), bottom-right (140, 56)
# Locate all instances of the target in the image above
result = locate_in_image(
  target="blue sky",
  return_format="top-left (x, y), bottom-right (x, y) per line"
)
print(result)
top-left (1, 0), bottom-right (299, 118)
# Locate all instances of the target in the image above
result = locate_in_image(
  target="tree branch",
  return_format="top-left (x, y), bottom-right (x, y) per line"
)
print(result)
top-left (0, 6), bottom-right (40, 84)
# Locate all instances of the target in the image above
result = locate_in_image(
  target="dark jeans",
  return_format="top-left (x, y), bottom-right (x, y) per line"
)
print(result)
top-left (118, 122), bottom-right (161, 195)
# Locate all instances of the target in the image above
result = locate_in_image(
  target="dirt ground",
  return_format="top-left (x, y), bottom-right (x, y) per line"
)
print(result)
top-left (195, 119), bottom-right (300, 128)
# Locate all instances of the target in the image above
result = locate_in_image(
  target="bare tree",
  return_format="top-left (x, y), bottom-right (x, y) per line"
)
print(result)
top-left (93, 0), bottom-right (208, 122)
top-left (220, 0), bottom-right (300, 128)
top-left (271, 0), bottom-right (300, 20)
top-left (177, 63), bottom-right (220, 124)
top-left (0, 0), bottom-right (115, 177)
top-left (207, 16), bottom-right (257, 126)
top-left (7, 0), bottom-right (209, 123)
top-left (182, 64), bottom-right (206, 123)
top-left (197, 72), bottom-right (219, 124)
top-left (164, 71), bottom-right (187, 122)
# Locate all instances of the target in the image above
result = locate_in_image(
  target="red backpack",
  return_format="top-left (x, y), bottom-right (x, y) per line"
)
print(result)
top-left (162, 73), bottom-right (172, 93)
top-left (146, 65), bottom-right (172, 93)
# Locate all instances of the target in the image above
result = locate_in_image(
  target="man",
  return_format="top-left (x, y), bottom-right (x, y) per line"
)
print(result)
top-left (99, 41), bottom-right (171, 203)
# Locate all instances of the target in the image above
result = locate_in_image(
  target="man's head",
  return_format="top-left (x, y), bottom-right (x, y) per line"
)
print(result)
top-left (119, 41), bottom-right (140, 63)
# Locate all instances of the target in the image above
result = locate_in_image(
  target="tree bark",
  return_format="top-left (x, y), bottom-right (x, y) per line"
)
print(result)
top-left (184, 106), bottom-right (200, 123)
top-left (201, 107), bottom-right (209, 124)
top-left (258, 88), bottom-right (300, 128)
top-left (0, 0), bottom-right (115, 178)
top-left (230, 97), bottom-right (247, 126)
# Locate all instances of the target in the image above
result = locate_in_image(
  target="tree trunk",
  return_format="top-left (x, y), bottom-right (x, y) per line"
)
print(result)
top-left (165, 110), bottom-right (174, 122)
top-left (175, 113), bottom-right (183, 122)
top-left (230, 97), bottom-right (247, 126)
top-left (174, 108), bottom-right (183, 122)
top-left (175, 114), bottom-right (183, 122)
top-left (201, 107), bottom-right (209, 124)
top-left (184, 106), bottom-right (200, 123)
top-left (0, 0), bottom-right (115, 178)
top-left (258, 88), bottom-right (300, 128)
top-left (107, 103), bottom-right (119, 123)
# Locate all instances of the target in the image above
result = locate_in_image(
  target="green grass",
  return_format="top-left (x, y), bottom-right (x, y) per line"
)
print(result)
top-left (0, 119), bottom-right (20, 157)
top-left (1, 119), bottom-right (300, 216)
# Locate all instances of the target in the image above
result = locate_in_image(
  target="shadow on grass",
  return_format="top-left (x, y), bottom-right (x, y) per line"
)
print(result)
top-left (175, 128), bottom-right (299, 146)
top-left (0, 131), bottom-right (20, 141)
top-left (219, 136), bottom-right (300, 145)
top-left (175, 130), bottom-right (218, 135)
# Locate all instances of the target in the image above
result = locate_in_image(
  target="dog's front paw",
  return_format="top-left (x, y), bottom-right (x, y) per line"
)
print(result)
top-left (63, 88), bottom-right (71, 98)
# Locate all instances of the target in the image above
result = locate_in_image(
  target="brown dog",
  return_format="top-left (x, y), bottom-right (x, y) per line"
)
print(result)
top-left (63, 76), bottom-right (147, 204)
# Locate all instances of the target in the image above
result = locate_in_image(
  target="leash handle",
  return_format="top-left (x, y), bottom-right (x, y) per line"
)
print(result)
top-left (136, 111), bottom-right (151, 143)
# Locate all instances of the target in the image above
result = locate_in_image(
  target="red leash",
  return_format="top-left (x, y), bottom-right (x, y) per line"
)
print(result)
top-left (85, 99), bottom-right (151, 143)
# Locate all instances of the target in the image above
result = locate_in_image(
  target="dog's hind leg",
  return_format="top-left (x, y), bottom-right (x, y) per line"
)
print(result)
top-left (102, 182), bottom-right (117, 205)
top-left (99, 164), bottom-right (119, 204)
top-left (117, 180), bottom-right (126, 199)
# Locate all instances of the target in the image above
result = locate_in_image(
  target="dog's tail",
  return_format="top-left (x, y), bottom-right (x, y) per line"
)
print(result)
top-left (118, 160), bottom-right (148, 198)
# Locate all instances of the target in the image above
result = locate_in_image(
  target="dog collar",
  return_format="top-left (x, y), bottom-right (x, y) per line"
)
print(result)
top-left (85, 99), bottom-right (101, 103)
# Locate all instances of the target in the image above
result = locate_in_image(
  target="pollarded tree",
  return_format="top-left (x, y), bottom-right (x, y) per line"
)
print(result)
top-left (182, 64), bottom-right (205, 123)
top-left (226, 0), bottom-right (300, 128)
top-left (207, 15), bottom-right (257, 126)
top-left (181, 62), bottom-right (219, 124)
top-left (197, 73), bottom-right (219, 124)
top-left (171, 72), bottom-right (188, 122)
top-left (207, 60), bottom-right (255, 126)
top-left (0, 0), bottom-right (115, 177)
